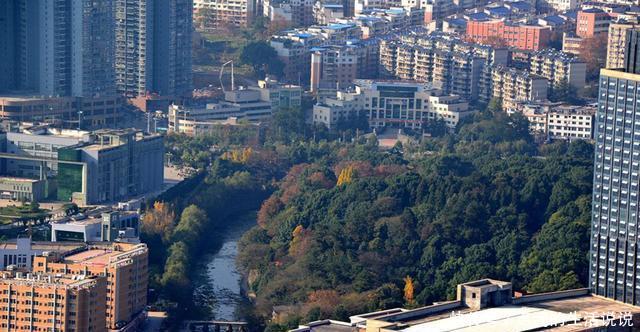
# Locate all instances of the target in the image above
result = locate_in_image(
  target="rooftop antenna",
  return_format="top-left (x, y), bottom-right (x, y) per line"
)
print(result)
top-left (219, 60), bottom-right (235, 92)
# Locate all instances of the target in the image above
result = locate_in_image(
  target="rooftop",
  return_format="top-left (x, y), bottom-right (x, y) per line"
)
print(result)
top-left (0, 271), bottom-right (101, 288)
top-left (293, 280), bottom-right (640, 332)
top-left (0, 240), bottom-right (84, 252)
top-left (58, 243), bottom-right (147, 267)
top-left (64, 249), bottom-right (115, 266)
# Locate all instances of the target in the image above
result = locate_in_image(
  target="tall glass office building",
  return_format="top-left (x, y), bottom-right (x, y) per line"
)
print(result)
top-left (592, 68), bottom-right (640, 304)
top-left (591, 29), bottom-right (640, 303)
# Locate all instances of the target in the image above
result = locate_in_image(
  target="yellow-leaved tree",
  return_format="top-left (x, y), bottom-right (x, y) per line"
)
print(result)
top-left (336, 165), bottom-right (355, 186)
top-left (404, 275), bottom-right (415, 306)
top-left (141, 201), bottom-right (176, 244)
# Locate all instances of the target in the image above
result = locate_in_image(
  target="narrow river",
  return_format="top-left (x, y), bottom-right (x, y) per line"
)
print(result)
top-left (192, 211), bottom-right (256, 321)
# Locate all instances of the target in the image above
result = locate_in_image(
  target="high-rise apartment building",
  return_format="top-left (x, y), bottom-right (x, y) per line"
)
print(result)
top-left (529, 49), bottom-right (587, 90)
top-left (116, 0), bottom-right (154, 97)
top-left (608, 20), bottom-right (640, 70)
top-left (1, 0), bottom-right (191, 99)
top-left (311, 46), bottom-right (358, 95)
top-left (490, 66), bottom-right (548, 109)
top-left (154, 0), bottom-right (193, 97)
top-left (380, 33), bottom-right (509, 100)
top-left (0, 0), bottom-right (116, 98)
top-left (591, 28), bottom-right (640, 304)
top-left (116, 0), bottom-right (193, 98)
top-left (72, 0), bottom-right (117, 98)
top-left (0, 1), bottom-right (15, 92)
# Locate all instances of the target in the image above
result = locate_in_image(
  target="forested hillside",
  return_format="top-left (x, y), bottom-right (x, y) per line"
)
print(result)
top-left (237, 110), bottom-right (594, 328)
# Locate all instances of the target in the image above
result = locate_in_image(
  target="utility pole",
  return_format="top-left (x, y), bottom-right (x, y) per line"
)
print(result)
top-left (77, 111), bottom-right (83, 130)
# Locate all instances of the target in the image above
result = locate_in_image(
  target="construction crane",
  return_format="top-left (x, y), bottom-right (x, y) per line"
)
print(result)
top-left (219, 60), bottom-right (235, 93)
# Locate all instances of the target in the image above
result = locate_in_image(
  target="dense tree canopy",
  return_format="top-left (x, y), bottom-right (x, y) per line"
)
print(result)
top-left (151, 105), bottom-right (595, 330)
top-left (236, 112), bottom-right (594, 326)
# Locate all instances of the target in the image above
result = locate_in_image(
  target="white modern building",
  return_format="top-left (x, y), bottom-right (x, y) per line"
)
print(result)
top-left (313, 80), bottom-right (474, 131)
top-left (51, 210), bottom-right (141, 243)
top-left (0, 238), bottom-right (83, 270)
top-left (511, 101), bottom-right (596, 140)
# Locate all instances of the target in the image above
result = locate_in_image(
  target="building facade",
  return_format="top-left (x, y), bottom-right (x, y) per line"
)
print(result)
top-left (154, 0), bottom-right (193, 97)
top-left (0, 238), bottom-right (83, 270)
top-left (56, 129), bottom-right (164, 205)
top-left (0, 0), bottom-right (116, 98)
top-left (310, 46), bottom-right (359, 95)
top-left (0, 95), bottom-right (125, 130)
top-left (115, 0), bottom-right (154, 98)
top-left (465, 19), bottom-right (551, 51)
top-left (590, 67), bottom-right (640, 304)
top-left (607, 21), bottom-right (640, 70)
top-left (194, 0), bottom-right (256, 29)
top-left (169, 89), bottom-right (274, 133)
top-left (576, 8), bottom-right (610, 38)
top-left (0, 271), bottom-right (107, 332)
top-left (379, 33), bottom-right (509, 100)
top-left (529, 49), bottom-right (587, 90)
top-left (312, 80), bottom-right (474, 130)
top-left (514, 101), bottom-right (595, 140)
top-left (489, 66), bottom-right (548, 109)
top-left (33, 243), bottom-right (148, 330)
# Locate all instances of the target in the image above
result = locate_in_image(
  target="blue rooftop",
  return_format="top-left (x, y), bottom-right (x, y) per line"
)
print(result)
top-left (445, 18), bottom-right (467, 26)
top-left (468, 12), bottom-right (491, 21)
top-left (507, 1), bottom-right (532, 11)
top-left (542, 15), bottom-right (566, 25)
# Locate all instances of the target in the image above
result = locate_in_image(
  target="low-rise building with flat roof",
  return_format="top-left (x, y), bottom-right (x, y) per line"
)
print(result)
top-left (0, 238), bottom-right (84, 270)
top-left (0, 95), bottom-right (124, 129)
top-left (293, 279), bottom-right (640, 332)
top-left (511, 101), bottom-right (596, 141)
top-left (50, 210), bottom-right (141, 243)
top-left (0, 177), bottom-right (47, 201)
top-left (312, 80), bottom-right (474, 131)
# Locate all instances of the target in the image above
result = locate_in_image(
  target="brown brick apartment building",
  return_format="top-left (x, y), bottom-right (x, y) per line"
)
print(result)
top-left (32, 243), bottom-right (148, 331)
top-left (0, 271), bottom-right (106, 331)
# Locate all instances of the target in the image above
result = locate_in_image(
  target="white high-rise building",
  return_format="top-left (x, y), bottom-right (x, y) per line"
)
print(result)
top-left (116, 0), bottom-right (154, 97)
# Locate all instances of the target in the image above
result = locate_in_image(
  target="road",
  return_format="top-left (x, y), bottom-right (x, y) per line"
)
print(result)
top-left (142, 311), bottom-right (167, 332)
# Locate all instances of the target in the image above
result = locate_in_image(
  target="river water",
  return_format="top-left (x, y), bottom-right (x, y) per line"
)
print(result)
top-left (192, 211), bottom-right (256, 321)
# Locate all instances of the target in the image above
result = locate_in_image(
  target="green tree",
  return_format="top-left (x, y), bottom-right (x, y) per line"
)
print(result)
top-left (173, 205), bottom-right (208, 245)
top-left (550, 80), bottom-right (580, 104)
top-left (271, 107), bottom-right (306, 142)
top-left (240, 41), bottom-right (285, 78)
